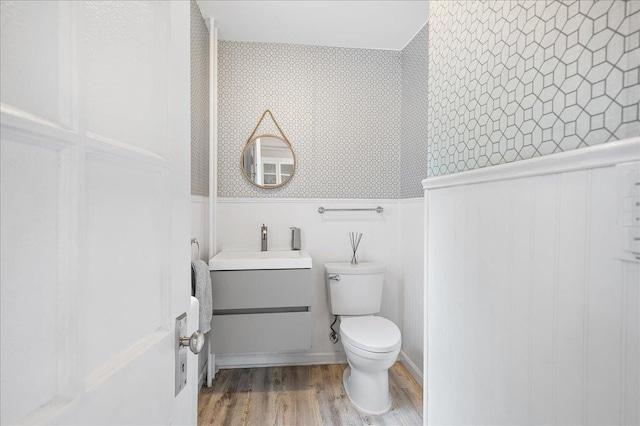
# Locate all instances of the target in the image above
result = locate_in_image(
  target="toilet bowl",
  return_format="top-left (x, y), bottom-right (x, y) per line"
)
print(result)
top-left (340, 315), bottom-right (401, 414)
top-left (325, 261), bottom-right (402, 414)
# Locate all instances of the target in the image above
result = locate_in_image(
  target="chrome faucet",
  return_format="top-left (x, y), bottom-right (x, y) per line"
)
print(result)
top-left (261, 224), bottom-right (268, 251)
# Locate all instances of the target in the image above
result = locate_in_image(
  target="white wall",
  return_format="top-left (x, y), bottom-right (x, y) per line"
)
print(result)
top-left (399, 198), bottom-right (424, 385)
top-left (190, 195), bottom-right (209, 387)
top-left (214, 198), bottom-right (403, 366)
top-left (423, 140), bottom-right (640, 425)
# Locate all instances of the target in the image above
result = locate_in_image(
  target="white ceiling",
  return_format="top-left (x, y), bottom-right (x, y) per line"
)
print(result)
top-left (196, 1), bottom-right (429, 51)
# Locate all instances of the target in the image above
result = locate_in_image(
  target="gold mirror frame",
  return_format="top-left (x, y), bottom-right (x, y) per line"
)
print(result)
top-left (240, 134), bottom-right (296, 189)
top-left (240, 110), bottom-right (296, 189)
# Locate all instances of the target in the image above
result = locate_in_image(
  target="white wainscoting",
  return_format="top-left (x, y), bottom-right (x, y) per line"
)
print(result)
top-left (214, 198), bottom-right (403, 368)
top-left (210, 197), bottom-right (426, 383)
top-left (191, 195), bottom-right (209, 388)
top-left (422, 138), bottom-right (640, 425)
top-left (191, 195), bottom-right (209, 262)
top-left (399, 198), bottom-right (425, 386)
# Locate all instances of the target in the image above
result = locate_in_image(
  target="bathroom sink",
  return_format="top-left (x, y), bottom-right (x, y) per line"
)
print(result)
top-left (209, 249), bottom-right (312, 271)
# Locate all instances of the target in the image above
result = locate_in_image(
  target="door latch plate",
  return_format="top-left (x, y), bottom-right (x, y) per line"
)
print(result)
top-left (175, 313), bottom-right (188, 396)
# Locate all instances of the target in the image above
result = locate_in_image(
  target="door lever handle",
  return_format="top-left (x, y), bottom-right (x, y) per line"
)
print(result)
top-left (180, 330), bottom-right (205, 354)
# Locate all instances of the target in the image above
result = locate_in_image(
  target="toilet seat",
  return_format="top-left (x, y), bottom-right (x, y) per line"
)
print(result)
top-left (340, 316), bottom-right (401, 353)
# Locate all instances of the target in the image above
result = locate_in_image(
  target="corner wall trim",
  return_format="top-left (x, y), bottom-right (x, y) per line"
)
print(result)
top-left (422, 137), bottom-right (640, 190)
top-left (208, 23), bottom-right (218, 259)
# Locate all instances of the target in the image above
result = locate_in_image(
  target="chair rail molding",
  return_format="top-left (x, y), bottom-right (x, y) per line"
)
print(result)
top-left (422, 137), bottom-right (640, 190)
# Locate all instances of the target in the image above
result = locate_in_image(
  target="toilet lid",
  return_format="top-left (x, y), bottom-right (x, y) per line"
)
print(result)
top-left (340, 317), bottom-right (401, 353)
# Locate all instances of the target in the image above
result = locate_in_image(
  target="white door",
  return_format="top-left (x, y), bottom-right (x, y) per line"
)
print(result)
top-left (1, 1), bottom-right (193, 424)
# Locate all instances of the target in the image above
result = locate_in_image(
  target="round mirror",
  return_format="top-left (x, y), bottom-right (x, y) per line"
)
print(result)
top-left (241, 134), bottom-right (296, 189)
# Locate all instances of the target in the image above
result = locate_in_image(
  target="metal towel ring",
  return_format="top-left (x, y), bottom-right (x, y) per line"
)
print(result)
top-left (191, 238), bottom-right (200, 260)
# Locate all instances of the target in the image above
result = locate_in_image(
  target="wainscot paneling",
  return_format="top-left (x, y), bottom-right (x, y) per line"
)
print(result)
top-left (213, 198), bottom-right (403, 368)
top-left (399, 198), bottom-right (425, 385)
top-left (191, 195), bottom-right (209, 388)
top-left (423, 138), bottom-right (640, 425)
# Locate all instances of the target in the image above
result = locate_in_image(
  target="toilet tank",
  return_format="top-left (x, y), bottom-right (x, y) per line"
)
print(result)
top-left (325, 262), bottom-right (385, 315)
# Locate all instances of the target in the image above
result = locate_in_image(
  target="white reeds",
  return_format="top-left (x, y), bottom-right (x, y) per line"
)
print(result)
top-left (349, 232), bottom-right (363, 265)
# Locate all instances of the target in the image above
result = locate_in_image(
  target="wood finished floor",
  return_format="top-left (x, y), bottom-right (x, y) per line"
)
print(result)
top-left (198, 362), bottom-right (422, 426)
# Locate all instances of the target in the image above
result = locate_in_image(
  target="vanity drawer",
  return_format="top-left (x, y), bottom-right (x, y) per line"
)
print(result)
top-left (210, 269), bottom-right (311, 310)
top-left (210, 311), bottom-right (312, 354)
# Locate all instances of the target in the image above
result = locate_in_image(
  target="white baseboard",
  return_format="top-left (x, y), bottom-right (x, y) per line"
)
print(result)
top-left (214, 349), bottom-right (422, 389)
top-left (215, 351), bottom-right (348, 369)
top-left (400, 350), bottom-right (423, 388)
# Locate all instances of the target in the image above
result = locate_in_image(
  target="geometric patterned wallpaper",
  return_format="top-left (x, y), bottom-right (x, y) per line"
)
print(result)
top-left (190, 0), bottom-right (209, 196)
top-left (401, 23), bottom-right (429, 198)
top-left (428, 0), bottom-right (640, 177)
top-left (217, 41), bottom-right (401, 198)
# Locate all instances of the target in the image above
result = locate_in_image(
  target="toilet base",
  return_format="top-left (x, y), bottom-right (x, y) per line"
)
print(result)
top-left (342, 366), bottom-right (392, 415)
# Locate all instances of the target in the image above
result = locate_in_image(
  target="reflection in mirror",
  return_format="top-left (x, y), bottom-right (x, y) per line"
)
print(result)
top-left (241, 134), bottom-right (295, 189)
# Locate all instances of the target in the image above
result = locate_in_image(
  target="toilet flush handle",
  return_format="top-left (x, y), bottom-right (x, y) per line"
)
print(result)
top-left (328, 274), bottom-right (341, 281)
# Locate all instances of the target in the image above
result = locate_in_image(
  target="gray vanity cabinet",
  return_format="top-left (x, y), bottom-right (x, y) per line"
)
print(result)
top-left (209, 268), bottom-right (312, 354)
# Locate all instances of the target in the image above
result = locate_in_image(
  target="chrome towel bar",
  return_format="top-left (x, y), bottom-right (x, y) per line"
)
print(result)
top-left (317, 206), bottom-right (383, 214)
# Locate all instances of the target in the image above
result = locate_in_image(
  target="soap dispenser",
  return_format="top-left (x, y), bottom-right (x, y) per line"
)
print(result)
top-left (290, 227), bottom-right (301, 250)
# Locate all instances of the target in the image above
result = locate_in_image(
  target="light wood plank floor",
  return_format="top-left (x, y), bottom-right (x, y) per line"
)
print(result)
top-left (198, 362), bottom-right (422, 426)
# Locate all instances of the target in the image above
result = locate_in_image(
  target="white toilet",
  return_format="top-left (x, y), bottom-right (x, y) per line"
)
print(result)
top-left (325, 262), bottom-right (401, 415)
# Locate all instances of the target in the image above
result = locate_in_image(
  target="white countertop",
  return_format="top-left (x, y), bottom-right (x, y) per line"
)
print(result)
top-left (209, 249), bottom-right (312, 271)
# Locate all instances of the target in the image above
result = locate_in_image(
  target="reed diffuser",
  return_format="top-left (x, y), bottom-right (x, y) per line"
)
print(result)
top-left (349, 232), bottom-right (363, 265)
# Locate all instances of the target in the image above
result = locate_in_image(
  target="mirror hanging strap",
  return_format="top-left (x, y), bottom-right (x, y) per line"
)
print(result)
top-left (246, 110), bottom-right (291, 145)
